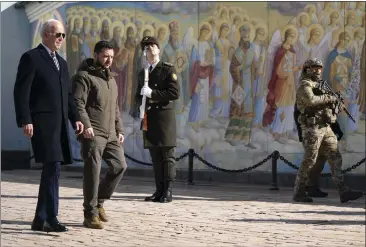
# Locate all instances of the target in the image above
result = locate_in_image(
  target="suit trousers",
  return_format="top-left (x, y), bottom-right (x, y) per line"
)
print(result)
top-left (148, 147), bottom-right (176, 194)
top-left (80, 135), bottom-right (127, 217)
top-left (35, 162), bottom-right (61, 222)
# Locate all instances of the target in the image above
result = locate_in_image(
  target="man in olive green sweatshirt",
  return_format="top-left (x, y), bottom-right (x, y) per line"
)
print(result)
top-left (72, 40), bottom-right (127, 229)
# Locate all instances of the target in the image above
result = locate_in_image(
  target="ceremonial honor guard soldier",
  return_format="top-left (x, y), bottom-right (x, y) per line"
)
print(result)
top-left (136, 36), bottom-right (180, 203)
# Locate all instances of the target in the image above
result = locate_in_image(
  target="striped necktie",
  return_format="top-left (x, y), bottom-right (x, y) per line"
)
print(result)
top-left (50, 52), bottom-right (60, 71)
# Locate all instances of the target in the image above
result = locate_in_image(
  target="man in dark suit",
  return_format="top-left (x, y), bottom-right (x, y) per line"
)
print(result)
top-left (13, 19), bottom-right (84, 232)
top-left (136, 36), bottom-right (180, 203)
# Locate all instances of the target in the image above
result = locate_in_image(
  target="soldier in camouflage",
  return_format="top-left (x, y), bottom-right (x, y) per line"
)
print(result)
top-left (293, 57), bottom-right (363, 203)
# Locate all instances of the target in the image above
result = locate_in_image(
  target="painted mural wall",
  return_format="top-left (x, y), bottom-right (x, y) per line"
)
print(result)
top-left (30, 2), bottom-right (366, 174)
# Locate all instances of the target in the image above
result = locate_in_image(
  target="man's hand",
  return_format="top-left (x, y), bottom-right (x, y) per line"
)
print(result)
top-left (75, 121), bottom-right (84, 135)
top-left (118, 133), bottom-right (124, 144)
top-left (23, 124), bottom-right (33, 138)
top-left (140, 86), bottom-right (152, 98)
top-left (83, 127), bottom-right (95, 139)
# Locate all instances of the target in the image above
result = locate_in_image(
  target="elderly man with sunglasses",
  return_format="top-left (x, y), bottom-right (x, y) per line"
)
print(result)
top-left (13, 19), bottom-right (83, 232)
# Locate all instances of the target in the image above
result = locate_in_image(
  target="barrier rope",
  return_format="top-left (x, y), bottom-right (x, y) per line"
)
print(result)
top-left (2, 150), bottom-right (365, 175)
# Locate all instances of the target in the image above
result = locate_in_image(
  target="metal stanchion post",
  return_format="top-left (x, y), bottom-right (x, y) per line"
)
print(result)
top-left (188, 149), bottom-right (195, 185)
top-left (270, 150), bottom-right (279, 190)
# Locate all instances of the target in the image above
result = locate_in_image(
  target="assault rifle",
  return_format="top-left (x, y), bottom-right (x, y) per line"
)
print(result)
top-left (319, 80), bottom-right (356, 123)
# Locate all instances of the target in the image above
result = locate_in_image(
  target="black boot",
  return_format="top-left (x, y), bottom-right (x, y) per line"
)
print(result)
top-left (340, 190), bottom-right (364, 203)
top-left (144, 191), bottom-right (163, 202)
top-left (293, 186), bottom-right (313, 203)
top-left (306, 185), bottom-right (328, 197)
top-left (160, 181), bottom-right (172, 203)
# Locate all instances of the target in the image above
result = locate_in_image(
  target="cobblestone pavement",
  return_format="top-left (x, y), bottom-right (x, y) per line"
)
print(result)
top-left (1, 170), bottom-right (365, 247)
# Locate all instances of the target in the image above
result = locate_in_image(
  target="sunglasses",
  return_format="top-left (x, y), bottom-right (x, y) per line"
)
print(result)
top-left (48, 32), bottom-right (66, 39)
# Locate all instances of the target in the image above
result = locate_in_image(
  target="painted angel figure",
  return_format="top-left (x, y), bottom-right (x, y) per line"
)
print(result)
top-left (262, 25), bottom-right (302, 144)
top-left (295, 24), bottom-right (332, 84)
top-left (182, 26), bottom-right (197, 62)
top-left (323, 29), bottom-right (354, 152)
top-left (187, 23), bottom-right (215, 129)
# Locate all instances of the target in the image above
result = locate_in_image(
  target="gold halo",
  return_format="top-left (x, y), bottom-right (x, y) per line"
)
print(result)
top-left (68, 15), bottom-right (82, 32)
top-left (110, 21), bottom-right (125, 39)
top-left (296, 12), bottom-right (310, 26)
top-left (329, 9), bottom-right (341, 18)
top-left (352, 27), bottom-right (365, 40)
top-left (156, 23), bottom-right (168, 34)
top-left (100, 16), bottom-right (112, 27)
top-left (254, 22), bottom-right (268, 38)
top-left (235, 21), bottom-right (255, 43)
top-left (89, 15), bottom-right (101, 29)
top-left (228, 6), bottom-right (237, 19)
top-left (332, 28), bottom-right (353, 47)
top-left (242, 14), bottom-right (250, 22)
top-left (109, 14), bottom-right (120, 22)
top-left (124, 22), bottom-right (137, 37)
top-left (118, 15), bottom-right (130, 24)
top-left (199, 21), bottom-right (212, 40)
top-left (232, 14), bottom-right (242, 24)
top-left (87, 8), bottom-right (96, 16)
top-left (306, 24), bottom-right (324, 44)
top-left (281, 24), bottom-right (298, 44)
top-left (141, 24), bottom-right (155, 37)
top-left (96, 9), bottom-right (104, 18)
top-left (135, 18), bottom-right (144, 28)
top-left (216, 20), bottom-right (231, 38)
top-left (66, 8), bottom-right (76, 19)
top-left (304, 4), bottom-right (316, 13)
top-left (219, 6), bottom-right (229, 20)
top-left (346, 10), bottom-right (357, 20)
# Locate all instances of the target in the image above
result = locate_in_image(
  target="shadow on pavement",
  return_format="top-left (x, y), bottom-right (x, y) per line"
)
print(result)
top-left (230, 218), bottom-right (366, 226)
top-left (1, 220), bottom-right (61, 237)
top-left (284, 210), bottom-right (366, 216)
top-left (2, 170), bottom-right (365, 209)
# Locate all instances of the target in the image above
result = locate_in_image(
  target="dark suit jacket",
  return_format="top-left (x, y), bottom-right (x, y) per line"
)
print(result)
top-left (13, 44), bottom-right (80, 164)
top-left (135, 61), bottom-right (180, 148)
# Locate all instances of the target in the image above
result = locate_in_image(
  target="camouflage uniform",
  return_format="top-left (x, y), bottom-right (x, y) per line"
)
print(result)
top-left (293, 58), bottom-right (363, 203)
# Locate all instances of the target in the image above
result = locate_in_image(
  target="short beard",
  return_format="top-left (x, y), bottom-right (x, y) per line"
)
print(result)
top-left (94, 59), bottom-right (106, 69)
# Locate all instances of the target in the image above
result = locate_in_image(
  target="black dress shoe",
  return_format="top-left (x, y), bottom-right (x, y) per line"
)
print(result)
top-left (31, 219), bottom-right (44, 231)
top-left (48, 218), bottom-right (68, 232)
top-left (145, 192), bottom-right (162, 202)
top-left (31, 218), bottom-right (68, 232)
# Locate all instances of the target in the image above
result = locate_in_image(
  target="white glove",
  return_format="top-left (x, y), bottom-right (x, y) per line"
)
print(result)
top-left (140, 86), bottom-right (152, 98)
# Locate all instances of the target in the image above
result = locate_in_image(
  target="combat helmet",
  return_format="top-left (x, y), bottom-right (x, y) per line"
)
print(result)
top-left (303, 57), bottom-right (323, 69)
top-left (301, 57), bottom-right (323, 81)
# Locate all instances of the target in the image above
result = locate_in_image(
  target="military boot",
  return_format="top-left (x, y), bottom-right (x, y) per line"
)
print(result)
top-left (340, 190), bottom-right (364, 203)
top-left (83, 216), bottom-right (103, 229)
top-left (145, 180), bottom-right (164, 202)
top-left (144, 191), bottom-right (163, 202)
top-left (293, 186), bottom-right (313, 203)
top-left (98, 207), bottom-right (108, 222)
top-left (160, 181), bottom-right (172, 203)
top-left (305, 185), bottom-right (328, 197)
